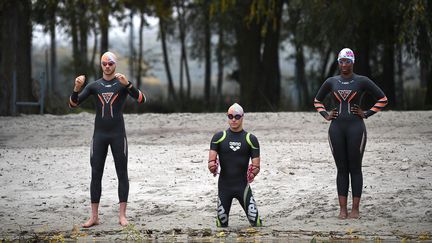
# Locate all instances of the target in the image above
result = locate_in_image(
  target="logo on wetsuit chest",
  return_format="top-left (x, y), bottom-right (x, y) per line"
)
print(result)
top-left (229, 141), bottom-right (241, 151)
top-left (338, 90), bottom-right (352, 101)
top-left (102, 92), bottom-right (114, 103)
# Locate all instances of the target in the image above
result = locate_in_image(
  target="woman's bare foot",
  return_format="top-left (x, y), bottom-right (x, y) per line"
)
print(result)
top-left (338, 208), bottom-right (348, 219)
top-left (349, 197), bottom-right (361, 219)
top-left (348, 210), bottom-right (360, 219)
top-left (119, 216), bottom-right (128, 226)
top-left (82, 217), bottom-right (100, 228)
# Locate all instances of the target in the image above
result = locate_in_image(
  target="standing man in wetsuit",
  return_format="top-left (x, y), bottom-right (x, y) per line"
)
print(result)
top-left (314, 48), bottom-right (387, 219)
top-left (208, 103), bottom-right (263, 227)
top-left (69, 51), bottom-right (146, 227)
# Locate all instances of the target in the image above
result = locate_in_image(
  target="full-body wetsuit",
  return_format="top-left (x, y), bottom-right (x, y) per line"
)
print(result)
top-left (69, 78), bottom-right (145, 203)
top-left (210, 129), bottom-right (262, 227)
top-left (314, 74), bottom-right (387, 198)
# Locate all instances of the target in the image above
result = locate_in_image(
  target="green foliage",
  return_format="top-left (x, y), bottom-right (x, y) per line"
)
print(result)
top-left (11, 0), bottom-right (432, 114)
top-left (121, 224), bottom-right (143, 241)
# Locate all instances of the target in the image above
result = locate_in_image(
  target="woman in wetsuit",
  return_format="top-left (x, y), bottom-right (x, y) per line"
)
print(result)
top-left (314, 48), bottom-right (387, 219)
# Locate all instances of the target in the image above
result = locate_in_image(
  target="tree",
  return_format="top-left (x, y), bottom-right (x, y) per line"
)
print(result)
top-left (0, 0), bottom-right (32, 115)
top-left (175, 0), bottom-right (192, 102)
top-left (231, 0), bottom-right (284, 111)
top-left (33, 0), bottom-right (59, 94)
top-left (154, 0), bottom-right (177, 102)
top-left (401, 0), bottom-right (432, 107)
top-left (99, 0), bottom-right (110, 55)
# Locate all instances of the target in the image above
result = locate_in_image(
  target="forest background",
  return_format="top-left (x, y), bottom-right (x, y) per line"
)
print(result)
top-left (1, 0), bottom-right (431, 115)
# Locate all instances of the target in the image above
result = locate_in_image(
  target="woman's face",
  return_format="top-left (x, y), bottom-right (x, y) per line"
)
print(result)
top-left (338, 58), bottom-right (353, 76)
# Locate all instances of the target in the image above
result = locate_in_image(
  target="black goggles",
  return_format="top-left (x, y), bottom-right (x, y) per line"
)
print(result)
top-left (227, 114), bottom-right (243, 120)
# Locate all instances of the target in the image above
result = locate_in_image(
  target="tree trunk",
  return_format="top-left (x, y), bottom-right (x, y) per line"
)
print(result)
top-left (136, 12), bottom-right (145, 90)
top-left (176, 0), bottom-right (191, 101)
top-left (425, 68), bottom-right (432, 107)
top-left (215, 23), bottom-right (224, 111)
top-left (203, 2), bottom-right (212, 108)
top-left (417, 15), bottom-right (432, 106)
top-left (49, 5), bottom-right (57, 94)
top-left (355, 12), bottom-right (372, 78)
top-left (68, 0), bottom-right (80, 75)
top-left (262, 0), bottom-right (283, 111)
top-left (290, 6), bottom-right (309, 110)
top-left (319, 47), bottom-right (332, 83)
top-left (0, 0), bottom-right (32, 115)
top-left (381, 19), bottom-right (396, 108)
top-left (18, 0), bottom-right (32, 105)
top-left (233, 0), bottom-right (262, 111)
top-left (129, 11), bottom-right (135, 82)
top-left (176, 1), bottom-right (185, 102)
top-left (183, 48), bottom-right (192, 101)
top-left (160, 18), bottom-right (177, 102)
top-left (179, 55), bottom-right (184, 102)
top-left (90, 28), bottom-right (99, 79)
top-left (99, 0), bottom-right (109, 66)
top-left (396, 44), bottom-right (404, 108)
top-left (294, 43), bottom-right (309, 109)
top-left (78, 0), bottom-right (89, 74)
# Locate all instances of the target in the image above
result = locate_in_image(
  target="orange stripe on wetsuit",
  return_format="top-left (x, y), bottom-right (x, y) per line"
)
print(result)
top-left (370, 96), bottom-right (388, 113)
top-left (97, 94), bottom-right (105, 118)
top-left (314, 98), bottom-right (326, 112)
top-left (109, 93), bottom-right (119, 118)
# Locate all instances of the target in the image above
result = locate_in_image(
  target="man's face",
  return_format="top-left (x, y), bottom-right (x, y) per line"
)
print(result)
top-left (338, 58), bottom-right (353, 76)
top-left (101, 61), bottom-right (116, 75)
top-left (227, 113), bottom-right (243, 130)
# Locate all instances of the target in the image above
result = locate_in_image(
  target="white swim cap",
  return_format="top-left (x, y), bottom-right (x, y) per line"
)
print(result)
top-left (338, 48), bottom-right (355, 63)
top-left (227, 103), bottom-right (244, 115)
top-left (101, 51), bottom-right (117, 64)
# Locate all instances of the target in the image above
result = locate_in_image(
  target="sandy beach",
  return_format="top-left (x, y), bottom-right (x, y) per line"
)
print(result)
top-left (0, 111), bottom-right (431, 241)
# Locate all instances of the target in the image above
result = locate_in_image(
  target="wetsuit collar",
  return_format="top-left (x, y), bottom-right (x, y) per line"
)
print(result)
top-left (340, 73), bottom-right (355, 80)
top-left (228, 128), bottom-right (244, 133)
top-left (102, 77), bottom-right (117, 82)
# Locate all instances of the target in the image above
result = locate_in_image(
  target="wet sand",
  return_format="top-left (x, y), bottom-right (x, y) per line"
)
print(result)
top-left (0, 111), bottom-right (431, 241)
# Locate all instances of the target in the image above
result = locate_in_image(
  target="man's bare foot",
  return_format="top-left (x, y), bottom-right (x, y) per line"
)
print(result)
top-left (338, 209), bottom-right (348, 219)
top-left (119, 216), bottom-right (128, 226)
top-left (82, 217), bottom-right (100, 228)
top-left (348, 210), bottom-right (360, 219)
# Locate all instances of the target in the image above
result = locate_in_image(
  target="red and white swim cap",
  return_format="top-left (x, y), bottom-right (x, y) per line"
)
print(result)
top-left (338, 48), bottom-right (355, 63)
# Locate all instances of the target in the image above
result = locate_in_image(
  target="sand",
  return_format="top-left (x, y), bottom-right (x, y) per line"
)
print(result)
top-left (0, 111), bottom-right (431, 241)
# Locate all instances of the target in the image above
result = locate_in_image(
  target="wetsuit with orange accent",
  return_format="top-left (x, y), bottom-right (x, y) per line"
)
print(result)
top-left (69, 78), bottom-right (145, 203)
top-left (210, 129), bottom-right (262, 227)
top-left (314, 74), bottom-right (387, 198)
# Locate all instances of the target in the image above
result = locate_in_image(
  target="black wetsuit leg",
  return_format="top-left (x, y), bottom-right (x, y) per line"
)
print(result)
top-left (329, 120), bottom-right (349, 197)
top-left (346, 120), bottom-right (366, 197)
top-left (329, 119), bottom-right (366, 197)
top-left (110, 134), bottom-right (129, 202)
top-left (217, 183), bottom-right (262, 227)
top-left (90, 133), bottom-right (109, 203)
top-left (217, 187), bottom-right (234, 227)
top-left (238, 184), bottom-right (261, 226)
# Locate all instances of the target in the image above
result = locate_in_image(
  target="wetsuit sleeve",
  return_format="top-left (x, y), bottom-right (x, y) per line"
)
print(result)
top-left (314, 79), bottom-right (332, 119)
top-left (247, 134), bottom-right (260, 158)
top-left (363, 78), bottom-right (388, 118)
top-left (210, 131), bottom-right (224, 152)
top-left (125, 81), bottom-right (146, 103)
top-left (69, 82), bottom-right (93, 108)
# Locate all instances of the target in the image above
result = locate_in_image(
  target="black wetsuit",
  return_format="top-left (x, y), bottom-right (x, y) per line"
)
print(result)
top-left (210, 129), bottom-right (262, 227)
top-left (314, 73), bottom-right (387, 198)
top-left (69, 78), bottom-right (145, 203)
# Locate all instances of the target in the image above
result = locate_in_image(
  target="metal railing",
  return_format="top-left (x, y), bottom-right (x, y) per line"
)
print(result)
top-left (12, 71), bottom-right (45, 115)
